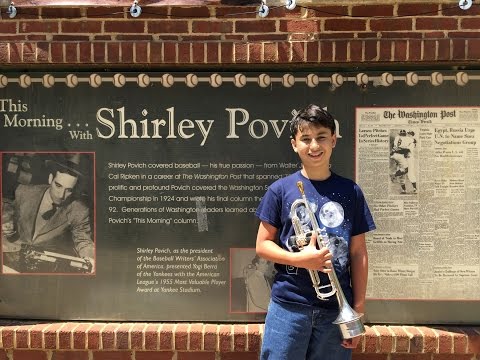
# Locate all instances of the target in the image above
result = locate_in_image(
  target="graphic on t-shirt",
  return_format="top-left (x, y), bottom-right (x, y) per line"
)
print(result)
top-left (324, 233), bottom-right (349, 272)
top-left (319, 201), bottom-right (344, 228)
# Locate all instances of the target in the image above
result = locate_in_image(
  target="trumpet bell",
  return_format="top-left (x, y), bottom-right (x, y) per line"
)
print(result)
top-left (334, 310), bottom-right (365, 339)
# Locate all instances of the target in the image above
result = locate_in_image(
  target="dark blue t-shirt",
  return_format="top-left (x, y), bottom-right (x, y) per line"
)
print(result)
top-left (255, 170), bottom-right (376, 309)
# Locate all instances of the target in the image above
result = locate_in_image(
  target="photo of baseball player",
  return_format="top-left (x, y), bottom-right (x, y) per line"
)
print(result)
top-left (389, 129), bottom-right (418, 195)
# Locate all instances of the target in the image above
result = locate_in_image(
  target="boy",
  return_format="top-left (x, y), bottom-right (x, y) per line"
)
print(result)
top-left (255, 104), bottom-right (376, 360)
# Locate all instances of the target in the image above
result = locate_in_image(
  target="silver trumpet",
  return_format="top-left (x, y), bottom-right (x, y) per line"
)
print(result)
top-left (289, 181), bottom-right (365, 339)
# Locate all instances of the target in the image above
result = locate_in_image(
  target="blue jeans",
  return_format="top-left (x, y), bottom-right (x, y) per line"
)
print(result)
top-left (261, 300), bottom-right (352, 360)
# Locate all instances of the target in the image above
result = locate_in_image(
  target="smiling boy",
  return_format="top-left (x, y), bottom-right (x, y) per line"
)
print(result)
top-left (255, 104), bottom-right (376, 360)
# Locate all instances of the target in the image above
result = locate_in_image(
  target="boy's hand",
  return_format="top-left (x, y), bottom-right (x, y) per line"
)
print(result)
top-left (295, 232), bottom-right (332, 272)
top-left (341, 336), bottom-right (361, 349)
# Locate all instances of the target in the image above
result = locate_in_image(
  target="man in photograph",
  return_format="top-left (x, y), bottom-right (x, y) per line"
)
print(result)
top-left (2, 153), bottom-right (95, 273)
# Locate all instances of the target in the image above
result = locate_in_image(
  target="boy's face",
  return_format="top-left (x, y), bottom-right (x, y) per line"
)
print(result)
top-left (291, 122), bottom-right (336, 170)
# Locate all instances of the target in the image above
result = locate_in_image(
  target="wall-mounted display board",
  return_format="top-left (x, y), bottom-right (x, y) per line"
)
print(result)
top-left (0, 71), bottom-right (478, 324)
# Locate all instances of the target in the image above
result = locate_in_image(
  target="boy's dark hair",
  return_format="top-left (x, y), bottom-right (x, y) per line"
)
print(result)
top-left (289, 104), bottom-right (336, 138)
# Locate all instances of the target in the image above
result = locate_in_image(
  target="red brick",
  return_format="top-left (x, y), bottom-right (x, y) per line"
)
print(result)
top-left (101, 323), bottom-right (118, 350)
top-left (378, 40), bottom-right (392, 61)
top-left (192, 21), bottom-right (233, 33)
top-left (437, 39), bottom-right (450, 61)
top-left (390, 326), bottom-right (409, 353)
top-left (423, 40), bottom-right (436, 61)
top-left (51, 42), bottom-right (64, 62)
top-left (58, 323), bottom-right (78, 350)
top-left (175, 324), bottom-right (189, 351)
top-left (306, 41), bottom-right (319, 62)
top-left (30, 324), bottom-right (50, 349)
top-left (391, 355), bottom-right (431, 360)
top-left (189, 324), bottom-right (203, 351)
top-left (45, 324), bottom-right (65, 350)
top-left (452, 39), bottom-right (466, 60)
top-left (159, 324), bottom-right (174, 350)
top-left (92, 351), bottom-right (131, 360)
top-left (220, 42), bottom-right (233, 63)
top-left (306, 6), bottom-right (349, 18)
top-left (15, 327), bottom-right (29, 348)
top-left (352, 355), bottom-right (388, 360)
top-left (79, 42), bottom-right (91, 63)
top-left (85, 7), bottom-right (125, 18)
top-left (150, 42), bottom-right (162, 63)
top-left (20, 21), bottom-right (59, 33)
top-left (131, 323), bottom-right (145, 351)
top-left (404, 326), bottom-right (424, 353)
top-left (247, 324), bottom-right (261, 352)
top-left (236, 21), bottom-right (276, 33)
top-left (352, 5), bottom-right (393, 17)
top-left (73, 323), bottom-right (91, 349)
top-left (279, 20), bottom-right (318, 33)
top-left (394, 40), bottom-right (408, 62)
top-left (12, 350), bottom-right (47, 360)
top-left (463, 327), bottom-right (480, 353)
top-left (364, 40), bottom-right (378, 61)
top-left (374, 326), bottom-right (394, 353)
top-left (178, 42), bottom-right (190, 63)
top-left (419, 326), bottom-right (438, 353)
top-left (136, 351), bottom-right (174, 360)
top-left (320, 41), bottom-right (333, 62)
top-left (203, 324), bottom-right (218, 351)
top-left (171, 6), bottom-right (210, 18)
top-left (61, 21), bottom-right (102, 33)
top-left (107, 42), bottom-right (120, 63)
top-left (206, 42), bottom-right (219, 63)
top-left (116, 324), bottom-right (132, 350)
top-left (364, 326), bottom-right (379, 353)
top-left (0, 23), bottom-right (16, 34)
top-left (87, 324), bottom-right (105, 350)
top-left (1, 327), bottom-right (14, 348)
top-left (370, 19), bottom-right (412, 32)
top-left (65, 43), bottom-right (78, 63)
top-left (335, 40), bottom-right (348, 62)
top-left (144, 325), bottom-right (159, 351)
top-left (325, 19), bottom-right (366, 32)
top-left (93, 42), bottom-right (106, 63)
top-left (432, 355), bottom-right (472, 360)
top-left (221, 352), bottom-right (259, 360)
top-left (51, 350), bottom-right (89, 360)
top-left (232, 325), bottom-right (246, 352)
top-left (234, 43), bottom-right (248, 63)
top-left (178, 352), bottom-right (215, 360)
top-left (249, 43), bottom-right (261, 63)
top-left (450, 328), bottom-right (468, 354)
top-left (9, 42), bottom-right (22, 63)
top-left (192, 42), bottom-right (204, 63)
top-left (219, 325), bottom-right (232, 352)
top-left (0, 43), bottom-right (9, 63)
top-left (416, 18), bottom-right (458, 31)
top-left (135, 42), bottom-right (148, 63)
top-left (350, 40), bottom-right (363, 62)
top-left (105, 21), bottom-right (145, 33)
top-left (467, 39), bottom-right (480, 60)
top-left (148, 21), bottom-right (188, 34)
top-left (0, 350), bottom-right (7, 360)
top-left (291, 42), bottom-right (305, 62)
top-left (408, 40), bottom-right (422, 61)
top-left (278, 42), bottom-right (290, 63)
top-left (42, 8), bottom-right (81, 18)
top-left (163, 42), bottom-right (176, 63)
top-left (121, 42), bottom-right (134, 63)
top-left (398, 4), bottom-right (438, 16)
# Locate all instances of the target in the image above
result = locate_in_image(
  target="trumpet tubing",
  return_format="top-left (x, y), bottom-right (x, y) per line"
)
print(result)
top-left (290, 181), bottom-right (366, 339)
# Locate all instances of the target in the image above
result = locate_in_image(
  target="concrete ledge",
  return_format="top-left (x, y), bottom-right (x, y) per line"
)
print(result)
top-left (0, 323), bottom-right (479, 360)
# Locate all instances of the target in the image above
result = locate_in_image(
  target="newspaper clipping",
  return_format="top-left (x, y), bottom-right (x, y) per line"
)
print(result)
top-left (356, 107), bottom-right (480, 300)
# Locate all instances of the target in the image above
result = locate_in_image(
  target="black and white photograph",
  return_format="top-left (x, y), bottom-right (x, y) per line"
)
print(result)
top-left (230, 248), bottom-right (275, 313)
top-left (1, 152), bottom-right (95, 275)
top-left (389, 129), bottom-right (418, 195)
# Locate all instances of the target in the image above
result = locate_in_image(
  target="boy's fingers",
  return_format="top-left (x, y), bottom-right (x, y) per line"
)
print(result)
top-left (308, 232), bottom-right (317, 247)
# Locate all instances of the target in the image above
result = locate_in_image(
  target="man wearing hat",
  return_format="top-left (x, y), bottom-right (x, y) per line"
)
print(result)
top-left (2, 153), bottom-right (94, 273)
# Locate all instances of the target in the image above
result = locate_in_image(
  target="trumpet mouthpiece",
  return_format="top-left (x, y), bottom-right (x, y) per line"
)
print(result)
top-left (296, 181), bottom-right (304, 195)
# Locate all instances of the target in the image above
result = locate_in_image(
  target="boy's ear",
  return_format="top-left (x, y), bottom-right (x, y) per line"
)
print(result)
top-left (332, 134), bottom-right (337, 148)
top-left (291, 138), bottom-right (298, 153)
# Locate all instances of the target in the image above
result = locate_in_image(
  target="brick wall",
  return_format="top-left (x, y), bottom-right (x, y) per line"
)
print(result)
top-left (0, 2), bottom-right (479, 66)
top-left (0, 322), bottom-right (479, 359)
